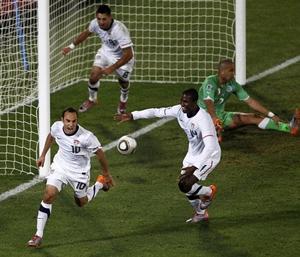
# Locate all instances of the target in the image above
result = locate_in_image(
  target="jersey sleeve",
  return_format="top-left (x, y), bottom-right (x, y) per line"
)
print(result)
top-left (113, 22), bottom-right (133, 49)
top-left (50, 121), bottom-right (61, 138)
top-left (85, 133), bottom-right (102, 154)
top-left (88, 19), bottom-right (97, 33)
top-left (201, 77), bottom-right (218, 102)
top-left (233, 81), bottom-right (249, 101)
top-left (193, 112), bottom-right (221, 172)
top-left (132, 105), bottom-right (181, 120)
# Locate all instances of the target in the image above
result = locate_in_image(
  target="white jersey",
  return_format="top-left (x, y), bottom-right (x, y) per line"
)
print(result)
top-left (50, 121), bottom-right (102, 174)
top-left (88, 18), bottom-right (134, 58)
top-left (132, 105), bottom-right (221, 169)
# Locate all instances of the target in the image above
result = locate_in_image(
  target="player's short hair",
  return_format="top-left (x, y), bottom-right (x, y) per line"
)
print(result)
top-left (61, 107), bottom-right (78, 118)
top-left (182, 88), bottom-right (198, 102)
top-left (218, 59), bottom-right (234, 70)
top-left (96, 4), bottom-right (111, 15)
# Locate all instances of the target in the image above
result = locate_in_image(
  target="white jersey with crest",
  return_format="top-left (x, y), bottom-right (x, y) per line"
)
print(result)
top-left (88, 19), bottom-right (134, 58)
top-left (50, 121), bottom-right (102, 174)
top-left (132, 105), bottom-right (221, 170)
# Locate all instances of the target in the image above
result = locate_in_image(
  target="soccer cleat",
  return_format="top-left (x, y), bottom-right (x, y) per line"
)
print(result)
top-left (78, 99), bottom-right (96, 113)
top-left (186, 210), bottom-right (209, 223)
top-left (199, 184), bottom-right (217, 210)
top-left (290, 108), bottom-right (300, 136)
top-left (117, 101), bottom-right (127, 114)
top-left (27, 235), bottom-right (42, 248)
top-left (96, 175), bottom-right (111, 192)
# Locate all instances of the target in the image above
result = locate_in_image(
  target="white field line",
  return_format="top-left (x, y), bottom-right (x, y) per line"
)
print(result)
top-left (246, 55), bottom-right (300, 84)
top-left (0, 117), bottom-right (173, 202)
top-left (1, 55), bottom-right (300, 203)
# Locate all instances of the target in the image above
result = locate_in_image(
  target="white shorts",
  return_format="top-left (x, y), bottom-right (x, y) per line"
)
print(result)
top-left (46, 163), bottom-right (90, 198)
top-left (93, 47), bottom-right (135, 82)
top-left (181, 151), bottom-right (221, 181)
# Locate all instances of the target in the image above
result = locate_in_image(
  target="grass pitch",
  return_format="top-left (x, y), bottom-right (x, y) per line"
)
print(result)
top-left (1, 0), bottom-right (300, 256)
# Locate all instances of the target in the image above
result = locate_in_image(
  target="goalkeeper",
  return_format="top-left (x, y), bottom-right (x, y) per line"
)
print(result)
top-left (198, 59), bottom-right (300, 141)
top-left (62, 4), bottom-right (134, 114)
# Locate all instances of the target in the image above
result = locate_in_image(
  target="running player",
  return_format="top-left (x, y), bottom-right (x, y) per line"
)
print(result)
top-left (27, 107), bottom-right (113, 248)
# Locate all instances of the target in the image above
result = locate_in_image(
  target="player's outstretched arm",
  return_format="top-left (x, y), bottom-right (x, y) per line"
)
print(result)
top-left (62, 29), bottom-right (92, 55)
top-left (245, 97), bottom-right (280, 122)
top-left (95, 149), bottom-right (114, 187)
top-left (114, 113), bottom-right (133, 123)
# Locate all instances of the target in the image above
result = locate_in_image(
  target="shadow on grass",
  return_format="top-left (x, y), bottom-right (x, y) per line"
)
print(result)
top-left (39, 208), bottom-right (298, 257)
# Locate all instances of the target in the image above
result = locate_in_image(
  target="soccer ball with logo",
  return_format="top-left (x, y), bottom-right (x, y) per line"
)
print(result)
top-left (117, 135), bottom-right (137, 155)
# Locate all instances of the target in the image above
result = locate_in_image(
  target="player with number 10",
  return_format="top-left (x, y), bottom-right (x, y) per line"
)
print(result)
top-left (27, 107), bottom-right (113, 248)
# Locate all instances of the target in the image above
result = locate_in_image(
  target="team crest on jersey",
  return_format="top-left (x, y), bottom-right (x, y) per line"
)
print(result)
top-left (74, 139), bottom-right (80, 145)
top-left (206, 84), bottom-right (213, 92)
top-left (226, 85), bottom-right (233, 92)
top-left (191, 123), bottom-right (195, 129)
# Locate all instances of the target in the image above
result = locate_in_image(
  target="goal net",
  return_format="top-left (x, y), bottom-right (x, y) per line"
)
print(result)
top-left (0, 0), bottom-right (236, 175)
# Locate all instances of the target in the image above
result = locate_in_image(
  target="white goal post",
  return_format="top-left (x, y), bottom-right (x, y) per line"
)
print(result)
top-left (0, 0), bottom-right (245, 177)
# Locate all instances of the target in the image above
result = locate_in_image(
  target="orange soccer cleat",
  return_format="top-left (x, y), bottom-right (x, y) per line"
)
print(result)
top-left (290, 108), bottom-right (300, 136)
top-left (96, 175), bottom-right (112, 191)
top-left (199, 184), bottom-right (217, 210)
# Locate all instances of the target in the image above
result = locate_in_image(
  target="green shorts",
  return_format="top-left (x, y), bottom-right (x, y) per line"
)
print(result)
top-left (216, 111), bottom-right (238, 128)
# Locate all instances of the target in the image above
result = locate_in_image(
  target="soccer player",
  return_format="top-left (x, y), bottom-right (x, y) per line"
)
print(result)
top-left (114, 88), bottom-right (221, 223)
top-left (27, 107), bottom-right (113, 248)
top-left (198, 59), bottom-right (300, 140)
top-left (62, 4), bottom-right (134, 114)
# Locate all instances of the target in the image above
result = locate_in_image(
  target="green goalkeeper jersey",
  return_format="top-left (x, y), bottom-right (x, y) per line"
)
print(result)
top-left (197, 74), bottom-right (249, 113)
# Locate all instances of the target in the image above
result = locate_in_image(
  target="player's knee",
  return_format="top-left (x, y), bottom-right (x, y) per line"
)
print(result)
top-left (232, 114), bottom-right (243, 126)
top-left (89, 69), bottom-right (102, 84)
top-left (89, 77), bottom-right (99, 85)
top-left (178, 176), bottom-right (193, 193)
top-left (43, 187), bottom-right (58, 203)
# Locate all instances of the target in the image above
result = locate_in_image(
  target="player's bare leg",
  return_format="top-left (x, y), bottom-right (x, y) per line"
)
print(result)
top-left (117, 79), bottom-right (130, 114)
top-left (79, 66), bottom-right (103, 113)
top-left (74, 175), bottom-right (112, 207)
top-left (230, 113), bottom-right (291, 134)
top-left (229, 113), bottom-right (263, 128)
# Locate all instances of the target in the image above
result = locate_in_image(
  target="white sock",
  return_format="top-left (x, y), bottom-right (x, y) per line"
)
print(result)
top-left (187, 198), bottom-right (206, 215)
top-left (258, 117), bottom-right (270, 129)
top-left (88, 81), bottom-right (99, 102)
top-left (86, 181), bottom-right (103, 202)
top-left (188, 184), bottom-right (211, 197)
top-left (120, 85), bottom-right (129, 102)
top-left (36, 201), bottom-right (52, 238)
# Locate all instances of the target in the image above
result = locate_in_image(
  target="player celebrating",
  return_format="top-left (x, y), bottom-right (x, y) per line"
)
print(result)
top-left (62, 4), bottom-right (134, 114)
top-left (27, 107), bottom-right (113, 248)
top-left (198, 59), bottom-right (300, 140)
top-left (114, 88), bottom-right (221, 223)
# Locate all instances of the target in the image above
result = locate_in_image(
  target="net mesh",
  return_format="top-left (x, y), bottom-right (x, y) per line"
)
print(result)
top-left (0, 0), bottom-right (235, 175)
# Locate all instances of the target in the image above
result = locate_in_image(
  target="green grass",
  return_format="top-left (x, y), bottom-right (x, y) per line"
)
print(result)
top-left (1, 0), bottom-right (300, 256)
